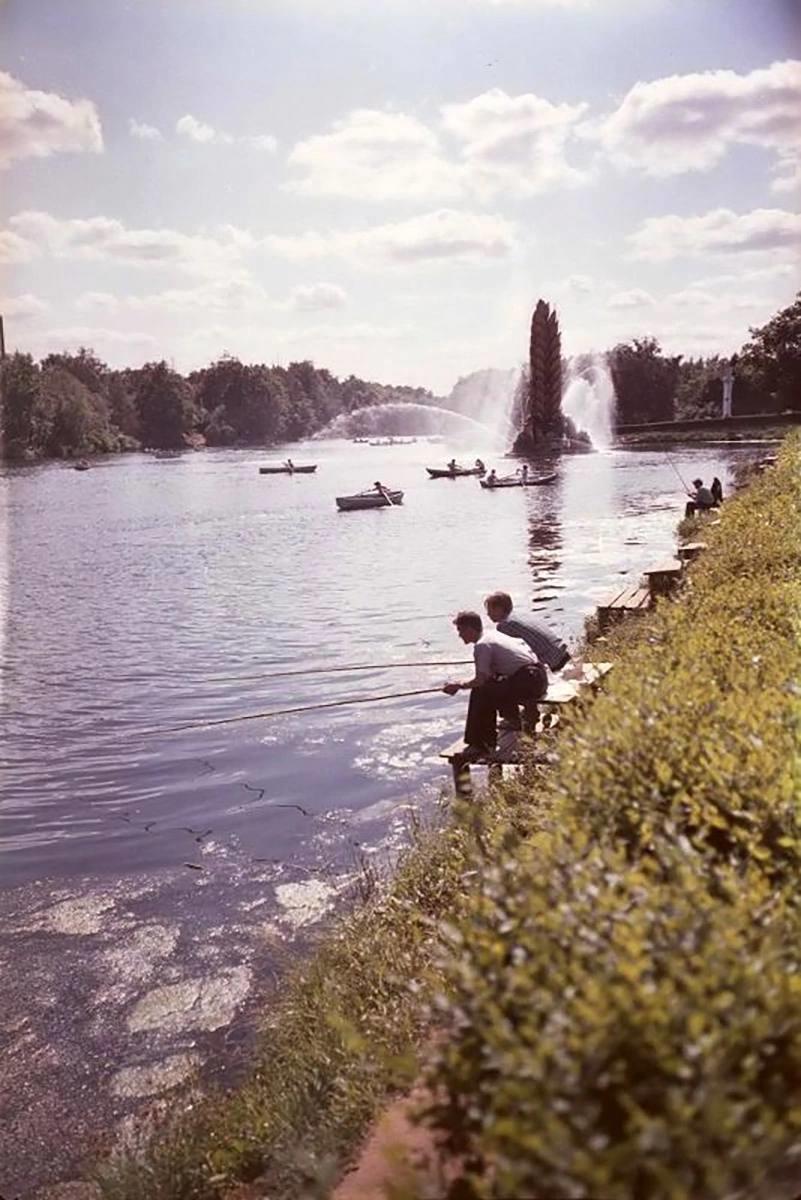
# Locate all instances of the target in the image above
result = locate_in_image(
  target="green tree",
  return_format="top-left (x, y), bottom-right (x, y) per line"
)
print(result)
top-left (194, 356), bottom-right (286, 444)
top-left (738, 292), bottom-right (801, 411)
top-left (0, 352), bottom-right (49, 459)
top-left (134, 360), bottom-right (195, 449)
top-left (610, 337), bottom-right (680, 425)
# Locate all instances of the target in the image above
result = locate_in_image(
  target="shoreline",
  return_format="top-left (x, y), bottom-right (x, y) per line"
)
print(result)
top-left (88, 438), bottom-right (798, 1199)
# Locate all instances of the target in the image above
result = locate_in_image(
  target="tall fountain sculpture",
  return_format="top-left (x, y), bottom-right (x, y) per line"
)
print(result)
top-left (721, 358), bottom-right (734, 419)
top-left (513, 299), bottom-right (563, 454)
top-left (512, 299), bottom-right (597, 453)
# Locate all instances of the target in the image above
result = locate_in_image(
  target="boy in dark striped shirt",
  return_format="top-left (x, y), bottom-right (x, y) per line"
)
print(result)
top-left (484, 591), bottom-right (571, 673)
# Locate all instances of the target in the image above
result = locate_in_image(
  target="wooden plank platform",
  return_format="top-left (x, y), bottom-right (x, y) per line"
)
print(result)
top-left (596, 582), bottom-right (651, 631)
top-left (678, 540), bottom-right (707, 561)
top-left (440, 663), bottom-right (613, 795)
top-left (643, 559), bottom-right (683, 597)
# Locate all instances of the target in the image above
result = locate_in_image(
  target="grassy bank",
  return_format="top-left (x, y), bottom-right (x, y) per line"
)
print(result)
top-left (97, 436), bottom-right (800, 1200)
top-left (423, 435), bottom-right (801, 1198)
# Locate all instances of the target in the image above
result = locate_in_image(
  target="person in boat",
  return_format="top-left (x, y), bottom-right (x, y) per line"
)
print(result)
top-left (519, 463), bottom-right (529, 483)
top-left (685, 478), bottom-right (716, 519)
top-left (447, 457), bottom-right (459, 472)
top-left (711, 476), bottom-right (723, 506)
top-left (285, 458), bottom-right (295, 472)
top-left (372, 480), bottom-right (393, 504)
top-left (442, 611), bottom-right (547, 757)
top-left (484, 591), bottom-right (571, 673)
top-left (475, 458), bottom-right (485, 473)
top-left (486, 468), bottom-right (497, 487)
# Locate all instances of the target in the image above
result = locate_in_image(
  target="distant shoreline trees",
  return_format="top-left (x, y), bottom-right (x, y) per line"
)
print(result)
top-left (0, 351), bottom-right (441, 462)
top-left (1, 292), bottom-right (798, 461)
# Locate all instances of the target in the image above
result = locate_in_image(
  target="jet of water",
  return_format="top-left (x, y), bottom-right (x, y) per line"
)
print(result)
top-left (318, 400), bottom-right (504, 442)
top-left (562, 356), bottom-right (616, 449)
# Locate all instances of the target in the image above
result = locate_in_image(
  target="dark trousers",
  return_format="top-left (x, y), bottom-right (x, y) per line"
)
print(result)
top-left (685, 501), bottom-right (714, 519)
top-left (464, 665), bottom-right (548, 748)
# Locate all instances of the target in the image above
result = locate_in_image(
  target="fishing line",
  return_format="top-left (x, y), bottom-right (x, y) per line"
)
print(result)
top-left (203, 659), bottom-right (472, 684)
top-left (139, 685), bottom-right (447, 737)
top-left (664, 452), bottom-right (691, 493)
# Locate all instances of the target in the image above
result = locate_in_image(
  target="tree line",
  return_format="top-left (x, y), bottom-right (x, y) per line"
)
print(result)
top-left (608, 292), bottom-right (801, 425)
top-left (1, 292), bottom-right (798, 460)
top-left (0, 352), bottom-right (437, 461)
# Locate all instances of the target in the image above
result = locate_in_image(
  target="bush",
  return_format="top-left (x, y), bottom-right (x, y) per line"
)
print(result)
top-left (423, 435), bottom-right (801, 1198)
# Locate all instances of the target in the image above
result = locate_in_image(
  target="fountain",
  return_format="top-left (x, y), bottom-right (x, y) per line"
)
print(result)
top-left (562, 356), bottom-right (616, 450)
top-left (317, 400), bottom-right (505, 443)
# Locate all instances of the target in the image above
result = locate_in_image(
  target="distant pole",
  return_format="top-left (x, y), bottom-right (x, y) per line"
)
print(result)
top-left (721, 359), bottom-right (734, 419)
top-left (0, 315), bottom-right (5, 361)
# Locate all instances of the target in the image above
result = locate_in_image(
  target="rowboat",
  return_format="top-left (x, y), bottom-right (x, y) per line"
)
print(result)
top-left (426, 466), bottom-right (485, 479)
top-left (74, 460), bottom-right (91, 471)
top-left (480, 472), bottom-right (558, 489)
top-left (259, 464), bottom-right (318, 475)
top-left (336, 489), bottom-right (404, 511)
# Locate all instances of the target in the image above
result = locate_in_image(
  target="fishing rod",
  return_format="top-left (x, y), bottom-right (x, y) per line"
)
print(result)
top-left (664, 452), bottom-right (692, 494)
top-left (202, 659), bottom-right (473, 685)
top-left (140, 684), bottom-right (446, 737)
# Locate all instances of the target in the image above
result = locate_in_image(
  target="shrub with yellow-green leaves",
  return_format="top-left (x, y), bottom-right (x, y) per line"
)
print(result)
top-left (424, 437), bottom-right (801, 1198)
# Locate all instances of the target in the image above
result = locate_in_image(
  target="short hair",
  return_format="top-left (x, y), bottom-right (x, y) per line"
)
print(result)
top-left (693, 478), bottom-right (703, 487)
top-left (453, 610), bottom-right (483, 634)
top-left (484, 590), bottom-right (513, 616)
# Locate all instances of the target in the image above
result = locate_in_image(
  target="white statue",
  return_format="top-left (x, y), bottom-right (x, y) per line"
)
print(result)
top-left (721, 360), bottom-right (734, 419)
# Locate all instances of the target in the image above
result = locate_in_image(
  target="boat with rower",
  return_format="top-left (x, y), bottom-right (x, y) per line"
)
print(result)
top-left (336, 488), bottom-right (404, 511)
top-left (480, 472), bottom-right (558, 489)
top-left (258, 464), bottom-right (318, 475)
top-left (426, 465), bottom-right (486, 479)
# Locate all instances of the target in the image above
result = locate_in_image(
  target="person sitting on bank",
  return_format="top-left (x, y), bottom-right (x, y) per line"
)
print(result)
top-left (442, 611), bottom-right (547, 756)
top-left (711, 476), bottom-right (723, 506)
top-left (484, 591), bottom-right (571, 673)
top-left (685, 478), bottom-right (716, 519)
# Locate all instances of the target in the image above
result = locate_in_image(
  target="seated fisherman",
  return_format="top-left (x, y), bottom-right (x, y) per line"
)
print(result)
top-left (443, 610), bottom-right (547, 756)
top-left (484, 591), bottom-right (571, 672)
top-left (685, 478), bottom-right (716, 519)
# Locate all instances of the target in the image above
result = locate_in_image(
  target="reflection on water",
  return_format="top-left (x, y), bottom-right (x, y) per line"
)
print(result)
top-left (2, 440), bottom-right (755, 887)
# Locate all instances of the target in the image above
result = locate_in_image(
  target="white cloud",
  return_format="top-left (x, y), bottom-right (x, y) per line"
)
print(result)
top-left (608, 287), bottom-right (655, 309)
top-left (128, 277), bottom-right (269, 312)
top-left (176, 114), bottom-right (225, 144)
top-left (0, 229), bottom-right (36, 263)
top-left (9, 210), bottom-right (245, 277)
top-left (264, 208), bottom-right (517, 264)
top-left (287, 109), bottom-right (460, 200)
top-left (0, 70), bottom-right (102, 168)
top-left (0, 293), bottom-right (49, 320)
top-left (595, 59), bottom-right (801, 177)
top-left (76, 291), bottom-right (120, 313)
top-left (176, 113), bottom-right (276, 151)
top-left (288, 282), bottom-right (348, 311)
top-left (772, 150), bottom-right (801, 195)
top-left (287, 89), bottom-right (588, 201)
top-left (441, 88), bottom-right (589, 194)
top-left (129, 118), bottom-right (163, 142)
top-left (563, 273), bottom-right (595, 294)
top-left (629, 207), bottom-right (801, 260)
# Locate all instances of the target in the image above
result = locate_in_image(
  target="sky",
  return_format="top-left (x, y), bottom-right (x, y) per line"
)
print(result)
top-left (0, 0), bottom-right (799, 393)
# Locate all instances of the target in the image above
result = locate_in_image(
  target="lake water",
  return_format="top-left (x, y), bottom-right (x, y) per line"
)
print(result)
top-left (2, 438), bottom-right (752, 888)
top-left (0, 436), bottom-right (762, 1195)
